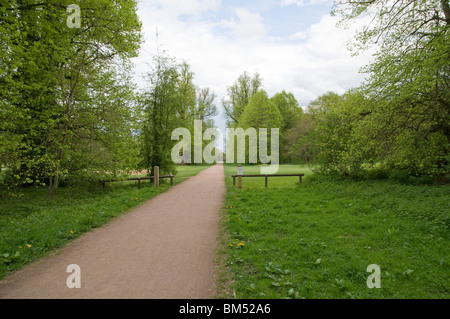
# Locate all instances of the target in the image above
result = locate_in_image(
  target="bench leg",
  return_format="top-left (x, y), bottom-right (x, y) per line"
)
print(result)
top-left (265, 176), bottom-right (268, 188)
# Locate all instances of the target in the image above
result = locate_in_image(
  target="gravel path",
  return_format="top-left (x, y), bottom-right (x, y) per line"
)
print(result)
top-left (0, 164), bottom-right (225, 299)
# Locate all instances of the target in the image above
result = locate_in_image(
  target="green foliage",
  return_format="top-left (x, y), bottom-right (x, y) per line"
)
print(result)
top-left (230, 91), bottom-right (282, 165)
top-left (240, 91), bottom-right (282, 130)
top-left (139, 54), bottom-right (219, 173)
top-left (223, 73), bottom-right (304, 164)
top-left (308, 0), bottom-right (450, 180)
top-left (140, 54), bottom-right (186, 174)
top-left (305, 87), bottom-right (449, 180)
top-left (222, 72), bottom-right (263, 127)
top-left (270, 91), bottom-right (303, 132)
top-left (270, 91), bottom-right (304, 164)
top-left (0, 0), bottom-right (143, 197)
top-left (282, 114), bottom-right (316, 164)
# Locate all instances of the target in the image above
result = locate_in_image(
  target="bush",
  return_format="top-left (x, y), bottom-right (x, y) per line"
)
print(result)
top-left (356, 167), bottom-right (389, 181)
top-left (388, 169), bottom-right (436, 185)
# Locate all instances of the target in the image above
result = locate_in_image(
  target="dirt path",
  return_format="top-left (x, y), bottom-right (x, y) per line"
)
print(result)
top-left (0, 164), bottom-right (225, 299)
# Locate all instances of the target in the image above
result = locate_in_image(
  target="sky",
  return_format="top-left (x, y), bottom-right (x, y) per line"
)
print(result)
top-left (132, 0), bottom-right (374, 135)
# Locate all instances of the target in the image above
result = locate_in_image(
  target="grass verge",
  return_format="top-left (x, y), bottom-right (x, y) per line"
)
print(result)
top-left (0, 165), bottom-right (210, 280)
top-left (220, 164), bottom-right (449, 299)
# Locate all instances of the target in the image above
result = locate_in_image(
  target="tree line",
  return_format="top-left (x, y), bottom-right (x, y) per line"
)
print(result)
top-left (223, 0), bottom-right (449, 182)
top-left (1, 0), bottom-right (448, 199)
top-left (1, 0), bottom-right (145, 197)
top-left (0, 0), bottom-right (219, 197)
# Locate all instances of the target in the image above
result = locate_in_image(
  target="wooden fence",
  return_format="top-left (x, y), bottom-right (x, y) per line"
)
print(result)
top-left (232, 174), bottom-right (305, 188)
top-left (101, 175), bottom-right (174, 189)
top-left (101, 166), bottom-right (174, 189)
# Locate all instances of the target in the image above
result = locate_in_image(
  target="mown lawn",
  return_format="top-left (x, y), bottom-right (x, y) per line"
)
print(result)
top-left (0, 165), bottom-right (210, 280)
top-left (221, 164), bottom-right (449, 299)
top-left (174, 165), bottom-right (213, 178)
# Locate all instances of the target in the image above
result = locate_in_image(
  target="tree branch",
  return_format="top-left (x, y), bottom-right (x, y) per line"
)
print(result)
top-left (441, 0), bottom-right (450, 25)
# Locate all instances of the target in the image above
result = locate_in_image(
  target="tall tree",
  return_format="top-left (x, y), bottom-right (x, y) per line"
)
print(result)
top-left (238, 90), bottom-right (282, 164)
top-left (331, 0), bottom-right (450, 176)
top-left (270, 90), bottom-right (303, 132)
top-left (270, 91), bottom-right (303, 163)
top-left (0, 0), bottom-right (143, 196)
top-left (195, 87), bottom-right (217, 123)
top-left (141, 54), bottom-right (184, 174)
top-left (140, 54), bottom-right (219, 171)
top-left (282, 114), bottom-right (315, 164)
top-left (223, 71), bottom-right (262, 126)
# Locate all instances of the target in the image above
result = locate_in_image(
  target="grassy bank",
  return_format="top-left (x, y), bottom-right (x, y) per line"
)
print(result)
top-left (0, 165), bottom-right (210, 280)
top-left (221, 164), bottom-right (449, 299)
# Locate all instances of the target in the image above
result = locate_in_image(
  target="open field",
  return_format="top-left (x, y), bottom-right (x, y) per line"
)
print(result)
top-left (174, 165), bottom-right (214, 178)
top-left (220, 164), bottom-right (449, 299)
top-left (0, 165), bottom-right (210, 280)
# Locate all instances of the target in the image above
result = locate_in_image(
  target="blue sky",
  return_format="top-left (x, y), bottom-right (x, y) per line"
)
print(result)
top-left (215, 0), bottom-right (333, 37)
top-left (133, 0), bottom-right (373, 135)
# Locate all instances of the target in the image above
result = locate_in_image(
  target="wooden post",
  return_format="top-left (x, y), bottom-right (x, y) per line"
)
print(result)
top-left (265, 175), bottom-right (268, 188)
top-left (299, 175), bottom-right (302, 184)
top-left (154, 166), bottom-right (159, 188)
top-left (138, 178), bottom-right (141, 189)
top-left (233, 176), bottom-right (236, 186)
top-left (237, 165), bottom-right (243, 189)
top-left (170, 175), bottom-right (173, 186)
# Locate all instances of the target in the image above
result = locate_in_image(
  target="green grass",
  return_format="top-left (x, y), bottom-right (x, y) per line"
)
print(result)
top-left (0, 165), bottom-right (210, 280)
top-left (174, 165), bottom-right (213, 178)
top-left (221, 164), bottom-right (449, 299)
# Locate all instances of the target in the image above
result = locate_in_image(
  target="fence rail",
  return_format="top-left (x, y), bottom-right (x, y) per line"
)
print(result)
top-left (100, 166), bottom-right (174, 189)
top-left (232, 174), bottom-right (305, 188)
top-left (101, 175), bottom-right (174, 189)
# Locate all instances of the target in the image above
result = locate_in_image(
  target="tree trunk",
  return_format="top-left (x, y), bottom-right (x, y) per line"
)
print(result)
top-left (441, 0), bottom-right (450, 25)
top-left (47, 170), bottom-right (59, 199)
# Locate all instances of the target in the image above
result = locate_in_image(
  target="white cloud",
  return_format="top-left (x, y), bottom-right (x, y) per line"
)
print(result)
top-left (220, 8), bottom-right (269, 41)
top-left (147, 0), bottom-right (221, 16)
top-left (133, 1), bottom-right (373, 132)
top-left (280, 0), bottom-right (305, 6)
top-left (288, 31), bottom-right (308, 40)
top-left (280, 0), bottom-right (331, 7)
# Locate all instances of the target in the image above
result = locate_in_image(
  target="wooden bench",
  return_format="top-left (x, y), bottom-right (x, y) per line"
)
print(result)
top-left (101, 175), bottom-right (174, 189)
top-left (232, 174), bottom-right (304, 188)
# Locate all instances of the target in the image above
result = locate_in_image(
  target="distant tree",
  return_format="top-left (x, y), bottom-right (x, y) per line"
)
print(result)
top-left (195, 87), bottom-right (218, 122)
top-left (270, 90), bottom-right (303, 163)
top-left (282, 115), bottom-right (315, 164)
top-left (270, 91), bottom-right (303, 132)
top-left (140, 54), bottom-right (218, 171)
top-left (307, 92), bottom-right (341, 119)
top-left (223, 72), bottom-right (262, 126)
top-left (240, 91), bottom-right (282, 131)
top-left (237, 90), bottom-right (282, 164)
top-left (140, 54), bottom-right (188, 174)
